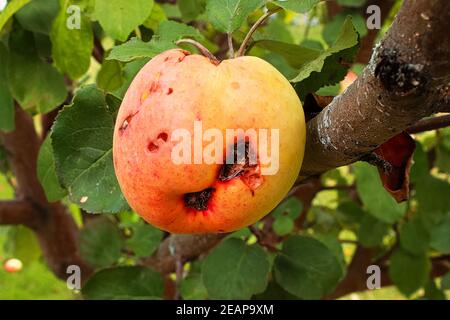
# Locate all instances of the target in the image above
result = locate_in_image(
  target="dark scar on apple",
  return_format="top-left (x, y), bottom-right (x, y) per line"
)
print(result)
top-left (219, 141), bottom-right (264, 193)
top-left (119, 110), bottom-right (140, 135)
top-left (147, 132), bottom-right (168, 152)
top-left (184, 187), bottom-right (215, 211)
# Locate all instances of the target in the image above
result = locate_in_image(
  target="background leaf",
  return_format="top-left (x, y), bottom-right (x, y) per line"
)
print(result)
top-left (51, 85), bottom-right (128, 213)
top-left (50, 0), bottom-right (93, 79)
top-left (353, 162), bottom-right (406, 224)
top-left (389, 248), bottom-right (430, 297)
top-left (7, 29), bottom-right (67, 113)
top-left (0, 42), bottom-right (14, 132)
top-left (273, 0), bottom-right (321, 13)
top-left (205, 0), bottom-right (265, 33)
top-left (79, 218), bottom-right (124, 268)
top-left (82, 266), bottom-right (164, 299)
top-left (15, 0), bottom-right (59, 35)
top-left (202, 238), bottom-right (270, 299)
top-left (274, 235), bottom-right (343, 299)
top-left (37, 135), bottom-right (67, 202)
top-left (0, 0), bottom-right (31, 31)
top-left (126, 222), bottom-right (163, 257)
top-left (94, 0), bottom-right (154, 41)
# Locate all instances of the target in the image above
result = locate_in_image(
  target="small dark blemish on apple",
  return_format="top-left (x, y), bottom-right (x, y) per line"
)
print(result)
top-left (119, 111), bottom-right (139, 135)
top-left (164, 57), bottom-right (170, 62)
top-left (147, 141), bottom-right (159, 152)
top-left (157, 132), bottom-right (168, 142)
top-left (184, 187), bottom-right (215, 211)
top-left (147, 132), bottom-right (168, 152)
top-left (167, 88), bottom-right (173, 95)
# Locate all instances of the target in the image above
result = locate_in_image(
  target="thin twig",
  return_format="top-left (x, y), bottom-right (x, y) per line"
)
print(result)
top-left (406, 114), bottom-right (450, 134)
top-left (176, 39), bottom-right (220, 65)
top-left (236, 8), bottom-right (281, 57)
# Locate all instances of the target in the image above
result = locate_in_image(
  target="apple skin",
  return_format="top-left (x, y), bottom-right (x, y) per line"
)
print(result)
top-left (3, 258), bottom-right (23, 273)
top-left (113, 49), bottom-right (305, 233)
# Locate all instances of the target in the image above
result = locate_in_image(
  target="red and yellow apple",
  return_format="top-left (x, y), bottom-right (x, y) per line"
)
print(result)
top-left (3, 258), bottom-right (23, 273)
top-left (113, 49), bottom-right (305, 233)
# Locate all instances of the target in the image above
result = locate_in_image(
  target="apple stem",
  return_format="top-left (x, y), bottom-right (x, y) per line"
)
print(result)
top-left (236, 7), bottom-right (282, 57)
top-left (227, 33), bottom-right (235, 58)
top-left (176, 39), bottom-right (220, 65)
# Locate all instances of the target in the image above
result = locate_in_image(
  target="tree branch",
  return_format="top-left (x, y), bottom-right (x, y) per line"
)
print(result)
top-left (0, 200), bottom-right (35, 226)
top-left (144, 234), bottom-right (225, 274)
top-left (299, 0), bottom-right (450, 179)
top-left (407, 114), bottom-right (450, 134)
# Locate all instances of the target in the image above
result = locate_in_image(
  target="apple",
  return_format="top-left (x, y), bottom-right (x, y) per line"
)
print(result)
top-left (113, 49), bottom-right (305, 233)
top-left (3, 258), bottom-right (23, 273)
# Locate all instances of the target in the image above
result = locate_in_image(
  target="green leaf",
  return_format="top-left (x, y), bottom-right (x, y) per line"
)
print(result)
top-left (291, 15), bottom-right (358, 82)
top-left (292, 16), bottom-right (359, 97)
top-left (126, 223), bottom-right (163, 257)
top-left (82, 266), bottom-right (164, 299)
top-left (430, 212), bottom-right (450, 254)
top-left (274, 235), bottom-right (343, 299)
top-left (179, 0), bottom-right (206, 22)
top-left (94, 0), bottom-right (154, 41)
top-left (4, 226), bottom-right (41, 264)
top-left (0, 42), bottom-right (14, 132)
top-left (322, 13), bottom-right (367, 45)
top-left (107, 38), bottom-right (175, 62)
top-left (435, 128), bottom-right (450, 173)
top-left (97, 59), bottom-right (124, 91)
top-left (202, 238), bottom-right (270, 299)
top-left (7, 30), bottom-right (67, 113)
top-left (156, 20), bottom-right (205, 42)
top-left (273, 216), bottom-right (294, 236)
top-left (0, 0), bottom-right (31, 32)
top-left (272, 196), bottom-right (303, 219)
top-left (37, 135), bottom-right (67, 202)
top-left (113, 58), bottom-right (149, 98)
top-left (15, 0), bottom-right (59, 35)
top-left (108, 21), bottom-right (203, 62)
top-left (79, 218), bottom-right (124, 268)
top-left (252, 280), bottom-right (298, 300)
top-left (441, 272), bottom-right (450, 290)
top-left (315, 234), bottom-right (346, 275)
top-left (358, 214), bottom-right (390, 247)
top-left (273, 0), bottom-right (321, 13)
top-left (51, 85), bottom-right (128, 213)
top-left (205, 0), bottom-right (265, 33)
top-left (336, 0), bottom-right (366, 8)
top-left (399, 217), bottom-right (430, 255)
top-left (389, 248), bottom-right (430, 297)
top-left (181, 264), bottom-right (209, 300)
top-left (353, 162), bottom-right (406, 224)
top-left (142, 3), bottom-right (167, 31)
top-left (50, 0), bottom-right (93, 79)
top-left (422, 279), bottom-right (446, 300)
top-left (255, 40), bottom-right (321, 69)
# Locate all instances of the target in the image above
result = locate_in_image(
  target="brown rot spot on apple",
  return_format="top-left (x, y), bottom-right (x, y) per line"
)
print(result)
top-left (184, 187), bottom-right (215, 211)
top-left (219, 141), bottom-right (264, 193)
top-left (219, 141), bottom-right (255, 181)
top-left (147, 132), bottom-right (169, 152)
top-left (167, 88), bottom-right (173, 95)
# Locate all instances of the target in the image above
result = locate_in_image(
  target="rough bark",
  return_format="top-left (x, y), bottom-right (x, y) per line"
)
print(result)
top-left (0, 106), bottom-right (93, 281)
top-left (299, 0), bottom-right (450, 178)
